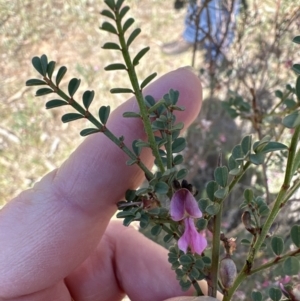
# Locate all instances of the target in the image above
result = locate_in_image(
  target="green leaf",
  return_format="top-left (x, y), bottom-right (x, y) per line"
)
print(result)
top-left (80, 128), bottom-right (100, 137)
top-left (214, 166), bottom-right (228, 187)
top-left (259, 142), bottom-right (288, 154)
top-left (40, 54), bottom-right (48, 76)
top-left (104, 0), bottom-right (115, 10)
top-left (132, 139), bottom-right (141, 156)
top-left (56, 66), bottom-right (67, 86)
top-left (229, 167), bottom-right (242, 176)
top-left (296, 76), bottom-right (300, 101)
top-left (45, 99), bottom-right (68, 109)
top-left (123, 215), bottom-right (135, 226)
top-left (116, 211), bottom-right (135, 218)
top-left (283, 257), bottom-right (300, 275)
top-left (35, 88), bottom-right (53, 96)
top-left (164, 233), bottom-right (174, 243)
top-left (206, 181), bottom-right (218, 201)
top-left (196, 218), bottom-right (207, 231)
top-left (202, 256), bottom-right (211, 265)
top-left (127, 28), bottom-right (141, 47)
top-left (140, 213), bottom-right (150, 229)
top-left (292, 64), bottom-right (300, 74)
top-left (241, 238), bottom-right (251, 246)
top-left (206, 203), bottom-right (220, 215)
top-left (115, 0), bottom-right (124, 10)
top-left (126, 159), bottom-right (137, 166)
top-left (68, 78), bottom-right (81, 97)
top-left (258, 204), bottom-right (270, 216)
top-left (101, 21), bottom-right (118, 34)
top-left (61, 113), bottom-right (84, 123)
top-left (135, 140), bottom-right (150, 148)
top-left (100, 9), bottom-right (115, 20)
top-left (151, 224), bottom-right (162, 236)
top-left (232, 144), bottom-right (244, 160)
top-left (99, 106), bottom-right (110, 124)
top-left (172, 137), bottom-right (186, 153)
top-left (173, 154), bottom-right (183, 165)
top-left (241, 135), bottom-right (252, 155)
top-left (293, 36), bottom-right (300, 44)
top-left (154, 182), bottom-right (169, 194)
top-left (179, 254), bottom-right (194, 265)
top-left (275, 90), bottom-right (283, 99)
top-left (104, 63), bottom-right (127, 71)
top-left (102, 42), bottom-right (121, 50)
top-left (119, 5), bottom-right (130, 19)
top-left (271, 236), bottom-right (284, 256)
top-left (251, 292), bottom-right (262, 301)
top-left (179, 279), bottom-right (192, 291)
top-left (244, 189), bottom-right (253, 203)
top-left (290, 225), bottom-right (300, 247)
top-left (123, 111), bottom-right (141, 118)
top-left (269, 287), bottom-right (282, 301)
top-left (144, 95), bottom-right (156, 107)
top-left (110, 88), bottom-right (134, 94)
top-left (189, 266), bottom-right (200, 279)
top-left (228, 155), bottom-right (238, 170)
top-left (82, 90), bottom-right (95, 110)
top-left (198, 198), bottom-right (210, 212)
top-left (133, 47), bottom-right (150, 66)
top-left (282, 111), bottom-right (300, 128)
top-left (140, 72), bottom-right (157, 89)
top-left (32, 56), bottom-right (44, 76)
top-left (26, 79), bottom-right (47, 86)
top-left (214, 187), bottom-right (228, 199)
top-left (176, 168), bottom-right (188, 180)
top-left (47, 61), bottom-right (56, 79)
top-left (249, 153), bottom-right (265, 165)
top-left (123, 17), bottom-right (134, 32)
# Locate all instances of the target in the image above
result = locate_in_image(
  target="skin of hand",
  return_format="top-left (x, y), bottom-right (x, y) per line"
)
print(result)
top-left (0, 67), bottom-right (222, 301)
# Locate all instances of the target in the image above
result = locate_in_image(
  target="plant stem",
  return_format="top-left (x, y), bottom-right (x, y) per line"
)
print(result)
top-left (224, 125), bottom-right (300, 301)
top-left (114, 11), bottom-right (165, 173)
top-left (189, 276), bottom-right (204, 296)
top-left (45, 77), bottom-right (154, 179)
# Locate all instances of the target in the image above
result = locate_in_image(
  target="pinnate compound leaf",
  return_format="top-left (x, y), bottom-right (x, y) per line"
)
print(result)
top-left (99, 106), bottom-right (110, 124)
top-left (271, 236), bottom-right (284, 256)
top-left (119, 6), bottom-right (130, 19)
top-left (293, 36), bottom-right (300, 44)
top-left (61, 113), bottom-right (84, 123)
top-left (82, 90), bottom-right (95, 110)
top-left (104, 0), bottom-right (115, 10)
top-left (123, 111), bottom-right (141, 118)
top-left (123, 17), bottom-right (134, 32)
top-left (133, 47), bottom-right (150, 66)
top-left (140, 72), bottom-right (157, 89)
top-left (56, 66), bottom-right (67, 86)
top-left (214, 166), bottom-right (228, 187)
top-left (104, 63), bottom-right (127, 71)
top-left (101, 21), bottom-right (118, 34)
top-left (284, 257), bottom-right (300, 275)
top-left (282, 111), bottom-right (300, 128)
top-left (100, 9), bottom-right (115, 20)
top-left (269, 288), bottom-right (282, 301)
top-left (80, 128), bottom-right (100, 137)
top-left (251, 292), bottom-right (262, 301)
top-left (32, 56), bottom-right (44, 76)
top-left (35, 88), bottom-right (53, 96)
top-left (26, 79), bottom-right (47, 86)
top-left (47, 61), bottom-right (56, 79)
top-left (172, 137), bottom-right (186, 153)
top-left (127, 28), bottom-right (141, 47)
top-left (293, 64), bottom-right (300, 74)
top-left (40, 54), bottom-right (48, 76)
top-left (110, 88), bottom-right (134, 94)
top-left (290, 225), bottom-right (300, 247)
top-left (102, 42), bottom-right (120, 50)
top-left (46, 99), bottom-right (68, 109)
top-left (68, 78), bottom-right (81, 97)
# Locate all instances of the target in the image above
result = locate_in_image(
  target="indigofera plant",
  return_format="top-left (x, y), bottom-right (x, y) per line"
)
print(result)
top-left (25, 0), bottom-right (300, 300)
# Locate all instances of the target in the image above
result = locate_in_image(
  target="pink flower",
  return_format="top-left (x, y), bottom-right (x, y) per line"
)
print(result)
top-left (178, 217), bottom-right (207, 254)
top-left (170, 188), bottom-right (202, 221)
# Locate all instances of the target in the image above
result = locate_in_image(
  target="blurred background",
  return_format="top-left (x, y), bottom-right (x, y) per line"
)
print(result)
top-left (1, 0), bottom-right (300, 299)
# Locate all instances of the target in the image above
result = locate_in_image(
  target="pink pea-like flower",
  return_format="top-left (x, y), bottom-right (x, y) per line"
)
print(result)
top-left (170, 188), bottom-right (202, 221)
top-left (178, 217), bottom-right (207, 254)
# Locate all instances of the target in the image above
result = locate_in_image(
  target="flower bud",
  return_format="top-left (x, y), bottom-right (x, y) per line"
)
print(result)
top-left (219, 256), bottom-right (237, 289)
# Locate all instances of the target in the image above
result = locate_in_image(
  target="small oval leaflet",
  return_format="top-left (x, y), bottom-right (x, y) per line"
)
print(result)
top-left (102, 42), bottom-right (120, 50)
top-left (99, 106), bottom-right (110, 124)
top-left (283, 257), bottom-right (300, 275)
top-left (61, 113), bottom-right (84, 123)
top-left (104, 63), bottom-right (127, 71)
top-left (104, 0), bottom-right (115, 10)
top-left (269, 287), bottom-right (282, 301)
top-left (154, 182), bottom-right (169, 194)
top-left (122, 17), bottom-right (134, 33)
top-left (26, 79), bottom-right (47, 86)
top-left (110, 88), bottom-right (134, 94)
top-left (100, 9), bottom-right (115, 20)
top-left (80, 128), bottom-right (100, 137)
top-left (68, 78), bottom-right (81, 97)
top-left (47, 61), bottom-right (56, 79)
top-left (40, 54), bottom-right (48, 77)
top-left (290, 225), bottom-right (300, 248)
top-left (56, 66), bottom-right (67, 86)
top-left (214, 166), bottom-right (228, 188)
top-left (172, 137), bottom-right (186, 153)
top-left (46, 99), bottom-right (68, 109)
top-left (251, 291), bottom-right (262, 301)
top-left (119, 5), bottom-right (130, 19)
top-left (127, 28), bottom-right (141, 47)
top-left (140, 72), bottom-right (157, 89)
top-left (101, 21), bottom-right (118, 35)
top-left (271, 236), bottom-right (284, 256)
top-left (151, 224), bottom-right (162, 236)
top-left (133, 47), bottom-right (150, 66)
top-left (82, 90), bottom-right (95, 110)
top-left (35, 88), bottom-right (53, 96)
top-left (31, 56), bottom-right (44, 76)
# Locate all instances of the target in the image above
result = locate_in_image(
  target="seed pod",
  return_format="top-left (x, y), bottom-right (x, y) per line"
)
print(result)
top-left (219, 256), bottom-right (237, 289)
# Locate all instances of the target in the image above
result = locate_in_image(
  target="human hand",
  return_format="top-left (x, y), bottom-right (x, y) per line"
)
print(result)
top-left (0, 68), bottom-right (219, 301)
